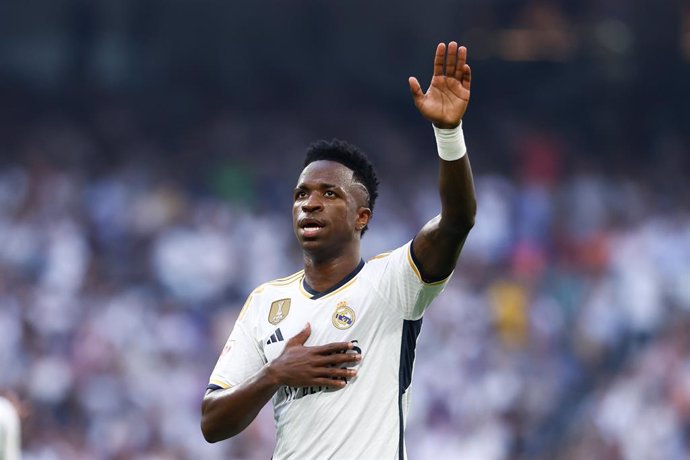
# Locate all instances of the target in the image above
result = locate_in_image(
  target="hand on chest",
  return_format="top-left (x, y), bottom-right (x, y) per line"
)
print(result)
top-left (262, 296), bottom-right (366, 362)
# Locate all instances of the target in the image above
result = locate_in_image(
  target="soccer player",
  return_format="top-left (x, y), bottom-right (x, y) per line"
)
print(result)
top-left (202, 41), bottom-right (476, 459)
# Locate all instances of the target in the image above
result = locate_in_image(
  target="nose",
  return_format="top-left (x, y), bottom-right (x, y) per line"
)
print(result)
top-left (301, 193), bottom-right (323, 212)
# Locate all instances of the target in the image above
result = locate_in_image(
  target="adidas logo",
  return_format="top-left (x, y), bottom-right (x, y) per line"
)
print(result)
top-left (266, 328), bottom-right (284, 345)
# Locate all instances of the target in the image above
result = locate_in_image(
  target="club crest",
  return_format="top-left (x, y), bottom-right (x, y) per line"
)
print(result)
top-left (332, 301), bottom-right (356, 330)
top-left (269, 298), bottom-right (291, 325)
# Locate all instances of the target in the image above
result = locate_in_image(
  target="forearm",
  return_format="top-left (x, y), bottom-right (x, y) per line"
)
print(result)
top-left (438, 154), bottom-right (476, 234)
top-left (201, 324), bottom-right (357, 443)
top-left (411, 128), bottom-right (476, 282)
top-left (201, 365), bottom-right (280, 443)
top-left (432, 121), bottom-right (477, 234)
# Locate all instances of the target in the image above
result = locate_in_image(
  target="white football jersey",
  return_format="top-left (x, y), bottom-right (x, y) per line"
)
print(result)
top-left (208, 241), bottom-right (450, 459)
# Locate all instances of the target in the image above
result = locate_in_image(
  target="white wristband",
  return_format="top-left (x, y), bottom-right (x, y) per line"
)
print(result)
top-left (433, 122), bottom-right (467, 161)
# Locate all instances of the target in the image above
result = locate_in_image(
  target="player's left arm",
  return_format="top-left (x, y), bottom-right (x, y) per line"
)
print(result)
top-left (408, 41), bottom-right (476, 282)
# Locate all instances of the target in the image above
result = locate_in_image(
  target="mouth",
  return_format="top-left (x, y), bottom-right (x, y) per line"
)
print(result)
top-left (298, 218), bottom-right (326, 238)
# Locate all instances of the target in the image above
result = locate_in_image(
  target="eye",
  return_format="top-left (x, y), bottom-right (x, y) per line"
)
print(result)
top-left (324, 190), bottom-right (336, 198)
top-left (295, 190), bottom-right (307, 200)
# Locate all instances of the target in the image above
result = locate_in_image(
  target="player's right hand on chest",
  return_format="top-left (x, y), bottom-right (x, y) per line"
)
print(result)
top-left (266, 323), bottom-right (361, 389)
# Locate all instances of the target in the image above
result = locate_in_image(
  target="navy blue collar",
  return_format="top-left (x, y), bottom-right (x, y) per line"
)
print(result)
top-left (302, 259), bottom-right (365, 300)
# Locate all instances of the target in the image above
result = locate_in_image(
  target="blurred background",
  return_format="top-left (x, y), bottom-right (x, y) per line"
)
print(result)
top-left (1, 0), bottom-right (689, 459)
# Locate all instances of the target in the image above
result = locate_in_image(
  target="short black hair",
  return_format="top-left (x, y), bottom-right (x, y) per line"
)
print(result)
top-left (304, 139), bottom-right (379, 235)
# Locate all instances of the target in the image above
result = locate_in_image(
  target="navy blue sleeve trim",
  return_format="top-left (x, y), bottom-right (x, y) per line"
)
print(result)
top-left (206, 384), bottom-right (223, 392)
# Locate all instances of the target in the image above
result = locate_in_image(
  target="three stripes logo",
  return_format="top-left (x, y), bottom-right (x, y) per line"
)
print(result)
top-left (266, 328), bottom-right (285, 345)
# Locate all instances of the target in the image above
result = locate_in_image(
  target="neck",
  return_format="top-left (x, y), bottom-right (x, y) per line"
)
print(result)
top-left (302, 247), bottom-right (362, 293)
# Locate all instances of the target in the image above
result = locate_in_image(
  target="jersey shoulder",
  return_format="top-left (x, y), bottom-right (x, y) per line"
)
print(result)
top-left (368, 250), bottom-right (393, 262)
top-left (362, 245), bottom-right (408, 287)
top-left (237, 269), bottom-right (304, 321)
top-left (364, 241), bottom-right (438, 287)
top-left (365, 241), bottom-right (411, 272)
top-left (252, 269), bottom-right (304, 294)
top-left (266, 270), bottom-right (304, 285)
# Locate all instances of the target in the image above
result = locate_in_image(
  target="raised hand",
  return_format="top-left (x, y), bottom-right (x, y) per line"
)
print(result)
top-left (409, 42), bottom-right (472, 129)
top-left (266, 323), bottom-right (360, 389)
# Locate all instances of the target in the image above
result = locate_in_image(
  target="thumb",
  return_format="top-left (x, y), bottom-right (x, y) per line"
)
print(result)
top-left (288, 322), bottom-right (311, 346)
top-left (408, 76), bottom-right (424, 100)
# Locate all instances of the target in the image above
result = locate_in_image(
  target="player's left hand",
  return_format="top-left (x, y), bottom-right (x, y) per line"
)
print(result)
top-left (409, 42), bottom-right (472, 129)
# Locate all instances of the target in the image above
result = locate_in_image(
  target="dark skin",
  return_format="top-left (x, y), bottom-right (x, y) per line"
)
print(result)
top-left (201, 41), bottom-right (475, 443)
top-left (409, 42), bottom-right (475, 281)
top-left (293, 160), bottom-right (372, 290)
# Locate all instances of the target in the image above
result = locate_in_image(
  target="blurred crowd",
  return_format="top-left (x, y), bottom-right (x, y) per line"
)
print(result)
top-left (1, 1), bottom-right (689, 459)
top-left (0, 99), bottom-right (688, 459)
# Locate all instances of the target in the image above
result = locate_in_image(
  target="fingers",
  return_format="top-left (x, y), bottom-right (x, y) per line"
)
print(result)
top-left (433, 43), bottom-right (446, 76)
top-left (460, 64), bottom-right (471, 90)
top-left (313, 340), bottom-right (353, 355)
top-left (445, 41), bottom-right (458, 77)
top-left (288, 323), bottom-right (311, 346)
top-left (455, 45), bottom-right (467, 74)
top-left (313, 367), bottom-right (357, 379)
top-left (311, 378), bottom-right (348, 388)
top-left (455, 46), bottom-right (471, 89)
top-left (434, 42), bottom-right (470, 85)
top-left (309, 367), bottom-right (357, 388)
top-left (314, 351), bottom-right (362, 367)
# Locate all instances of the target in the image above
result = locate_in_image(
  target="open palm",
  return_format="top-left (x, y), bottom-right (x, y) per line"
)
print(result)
top-left (409, 42), bottom-right (472, 129)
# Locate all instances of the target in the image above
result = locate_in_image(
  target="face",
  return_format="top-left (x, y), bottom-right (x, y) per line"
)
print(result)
top-left (292, 160), bottom-right (371, 256)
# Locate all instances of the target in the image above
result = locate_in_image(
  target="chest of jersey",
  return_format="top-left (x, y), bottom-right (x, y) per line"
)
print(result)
top-left (258, 277), bottom-right (392, 364)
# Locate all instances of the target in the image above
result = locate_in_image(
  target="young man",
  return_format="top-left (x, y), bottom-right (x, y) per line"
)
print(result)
top-left (202, 42), bottom-right (476, 459)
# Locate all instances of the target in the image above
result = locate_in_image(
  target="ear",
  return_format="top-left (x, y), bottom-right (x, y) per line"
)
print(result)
top-left (355, 207), bottom-right (372, 232)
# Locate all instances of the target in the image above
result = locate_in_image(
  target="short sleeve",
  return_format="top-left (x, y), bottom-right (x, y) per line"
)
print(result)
top-left (208, 293), bottom-right (265, 391)
top-left (374, 240), bottom-right (451, 320)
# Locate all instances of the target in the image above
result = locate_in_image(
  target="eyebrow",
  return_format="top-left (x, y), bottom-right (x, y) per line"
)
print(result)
top-left (294, 182), bottom-right (339, 192)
